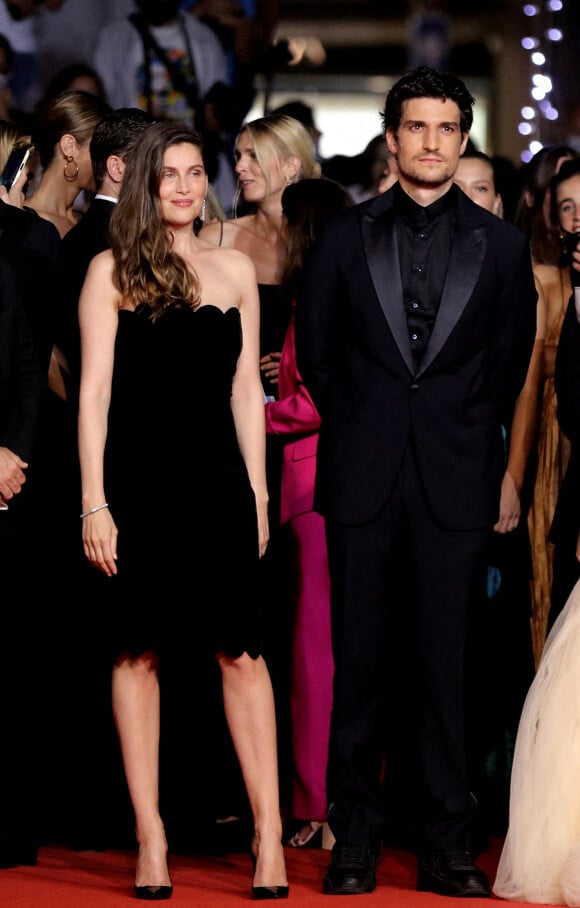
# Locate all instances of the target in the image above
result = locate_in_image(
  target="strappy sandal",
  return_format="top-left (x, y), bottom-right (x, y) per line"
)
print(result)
top-left (287, 820), bottom-right (323, 848)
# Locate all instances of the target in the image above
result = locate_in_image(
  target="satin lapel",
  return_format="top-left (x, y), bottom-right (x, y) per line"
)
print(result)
top-left (362, 205), bottom-right (414, 374)
top-left (416, 220), bottom-right (488, 377)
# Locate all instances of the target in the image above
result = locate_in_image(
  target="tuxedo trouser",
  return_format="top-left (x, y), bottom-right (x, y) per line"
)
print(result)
top-left (324, 442), bottom-right (489, 851)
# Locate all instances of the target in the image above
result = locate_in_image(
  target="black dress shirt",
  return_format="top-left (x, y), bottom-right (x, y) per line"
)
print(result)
top-left (394, 181), bottom-right (457, 369)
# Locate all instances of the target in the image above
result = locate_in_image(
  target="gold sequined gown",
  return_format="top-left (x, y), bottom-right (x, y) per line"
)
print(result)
top-left (528, 290), bottom-right (571, 666)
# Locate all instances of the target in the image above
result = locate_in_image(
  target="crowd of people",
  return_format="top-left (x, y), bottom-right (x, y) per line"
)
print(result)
top-left (1, 4), bottom-right (580, 905)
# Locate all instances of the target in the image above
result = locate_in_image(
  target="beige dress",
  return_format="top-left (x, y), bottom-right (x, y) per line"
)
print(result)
top-left (493, 578), bottom-right (580, 906)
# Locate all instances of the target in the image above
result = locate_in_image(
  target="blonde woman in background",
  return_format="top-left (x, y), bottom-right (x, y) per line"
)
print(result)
top-left (201, 113), bottom-right (320, 394)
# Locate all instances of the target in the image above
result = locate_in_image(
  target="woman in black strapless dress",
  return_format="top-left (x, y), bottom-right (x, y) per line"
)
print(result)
top-left (77, 121), bottom-right (288, 901)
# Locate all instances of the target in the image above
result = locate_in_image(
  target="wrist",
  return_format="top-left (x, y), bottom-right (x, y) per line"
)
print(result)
top-left (80, 502), bottom-right (109, 519)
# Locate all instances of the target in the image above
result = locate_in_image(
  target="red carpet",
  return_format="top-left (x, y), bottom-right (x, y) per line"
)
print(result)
top-left (1, 838), bottom-right (532, 907)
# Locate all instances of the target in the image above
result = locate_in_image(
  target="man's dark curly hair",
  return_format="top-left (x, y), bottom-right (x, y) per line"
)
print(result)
top-left (381, 66), bottom-right (475, 135)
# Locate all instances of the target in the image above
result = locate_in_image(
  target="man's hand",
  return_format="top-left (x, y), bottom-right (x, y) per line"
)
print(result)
top-left (0, 446), bottom-right (28, 500)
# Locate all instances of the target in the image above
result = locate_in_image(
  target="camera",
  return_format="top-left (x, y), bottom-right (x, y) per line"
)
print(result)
top-left (562, 231), bottom-right (580, 289)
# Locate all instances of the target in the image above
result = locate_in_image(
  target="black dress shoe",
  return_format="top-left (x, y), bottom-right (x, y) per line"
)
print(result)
top-left (323, 843), bottom-right (378, 895)
top-left (417, 849), bottom-right (491, 898)
top-left (133, 884), bottom-right (173, 900)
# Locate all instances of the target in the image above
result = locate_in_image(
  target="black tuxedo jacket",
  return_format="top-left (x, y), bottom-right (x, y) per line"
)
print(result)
top-left (58, 197), bottom-right (116, 389)
top-left (296, 184), bottom-right (537, 531)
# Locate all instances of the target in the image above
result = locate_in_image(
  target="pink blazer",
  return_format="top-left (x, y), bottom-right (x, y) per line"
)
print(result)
top-left (265, 310), bottom-right (321, 525)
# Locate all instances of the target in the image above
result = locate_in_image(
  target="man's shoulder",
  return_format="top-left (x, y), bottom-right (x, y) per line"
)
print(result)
top-left (61, 206), bottom-right (111, 261)
top-left (456, 190), bottom-right (526, 242)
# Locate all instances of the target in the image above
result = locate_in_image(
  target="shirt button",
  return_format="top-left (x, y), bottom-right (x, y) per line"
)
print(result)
top-left (411, 383), bottom-right (419, 391)
top-left (411, 333), bottom-right (418, 341)
top-left (413, 266), bottom-right (423, 273)
top-left (412, 302), bottom-right (419, 309)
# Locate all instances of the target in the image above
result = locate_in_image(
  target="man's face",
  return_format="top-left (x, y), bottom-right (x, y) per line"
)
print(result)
top-left (386, 96), bottom-right (468, 189)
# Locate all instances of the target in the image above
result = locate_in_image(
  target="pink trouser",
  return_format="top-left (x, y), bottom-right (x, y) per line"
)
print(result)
top-left (288, 510), bottom-right (334, 820)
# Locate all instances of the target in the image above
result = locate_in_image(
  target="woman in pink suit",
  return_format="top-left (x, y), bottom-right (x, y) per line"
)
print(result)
top-left (265, 177), bottom-right (353, 848)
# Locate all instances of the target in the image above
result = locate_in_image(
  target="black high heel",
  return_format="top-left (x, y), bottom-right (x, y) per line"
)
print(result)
top-left (250, 845), bottom-right (289, 900)
top-left (134, 845), bottom-right (172, 900)
top-left (133, 884), bottom-right (173, 901)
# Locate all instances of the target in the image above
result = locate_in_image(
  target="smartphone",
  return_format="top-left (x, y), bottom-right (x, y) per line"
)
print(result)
top-left (0, 145), bottom-right (33, 192)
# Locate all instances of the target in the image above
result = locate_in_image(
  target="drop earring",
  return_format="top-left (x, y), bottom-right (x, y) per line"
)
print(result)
top-left (200, 196), bottom-right (206, 222)
top-left (63, 154), bottom-right (79, 182)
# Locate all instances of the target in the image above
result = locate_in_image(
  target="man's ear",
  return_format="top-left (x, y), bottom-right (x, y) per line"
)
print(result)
top-left (106, 154), bottom-right (125, 185)
top-left (386, 130), bottom-right (398, 155)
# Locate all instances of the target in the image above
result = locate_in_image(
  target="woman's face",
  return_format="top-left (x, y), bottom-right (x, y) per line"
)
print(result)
top-left (542, 154), bottom-right (573, 228)
top-left (234, 131), bottom-right (285, 205)
top-left (556, 172), bottom-right (580, 236)
top-left (454, 156), bottom-right (501, 215)
top-left (159, 141), bottom-right (206, 228)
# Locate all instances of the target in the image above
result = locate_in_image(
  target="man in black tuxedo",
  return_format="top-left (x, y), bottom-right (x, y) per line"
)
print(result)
top-left (57, 106), bottom-right (156, 396)
top-left (295, 66), bottom-right (537, 898)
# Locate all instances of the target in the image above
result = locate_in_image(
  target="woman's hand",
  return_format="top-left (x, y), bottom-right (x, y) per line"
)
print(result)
top-left (494, 469), bottom-right (521, 534)
top-left (256, 497), bottom-right (269, 559)
top-left (82, 508), bottom-right (118, 576)
top-left (260, 351), bottom-right (281, 386)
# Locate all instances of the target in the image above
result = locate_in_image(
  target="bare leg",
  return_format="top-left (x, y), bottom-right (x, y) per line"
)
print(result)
top-left (217, 652), bottom-right (288, 888)
top-left (112, 652), bottom-right (171, 888)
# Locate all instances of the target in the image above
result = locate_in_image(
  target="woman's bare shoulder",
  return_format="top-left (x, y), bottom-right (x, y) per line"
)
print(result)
top-left (197, 241), bottom-right (256, 277)
top-left (200, 216), bottom-right (255, 248)
top-left (86, 247), bottom-right (115, 277)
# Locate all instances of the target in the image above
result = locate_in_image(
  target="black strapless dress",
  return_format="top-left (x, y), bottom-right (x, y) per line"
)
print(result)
top-left (101, 303), bottom-right (262, 661)
top-left (258, 283), bottom-right (292, 401)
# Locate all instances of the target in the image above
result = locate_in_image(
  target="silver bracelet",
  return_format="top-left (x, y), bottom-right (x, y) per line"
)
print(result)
top-left (80, 503), bottom-right (109, 519)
